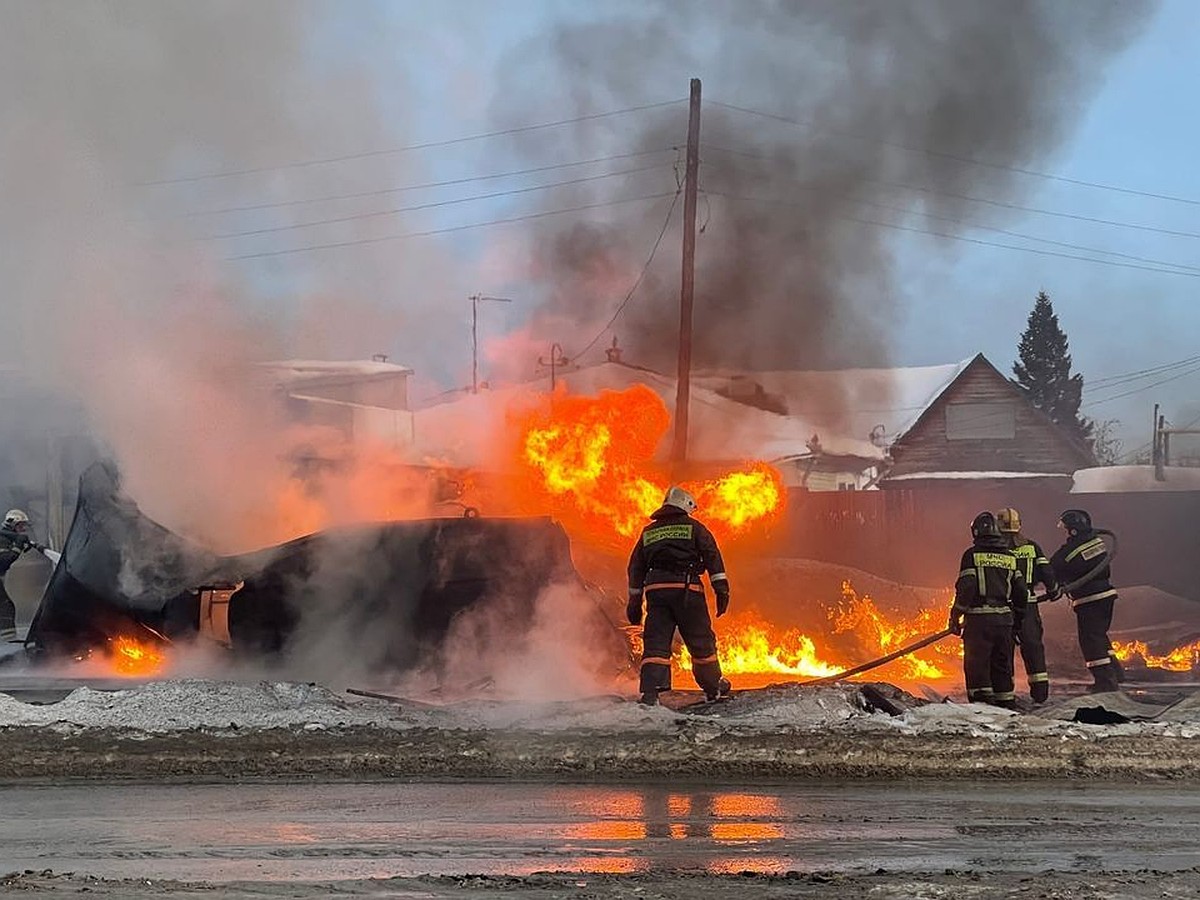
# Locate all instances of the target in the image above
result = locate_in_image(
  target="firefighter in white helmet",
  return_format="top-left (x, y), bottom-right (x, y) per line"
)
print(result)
top-left (0, 509), bottom-right (36, 641)
top-left (626, 486), bottom-right (732, 705)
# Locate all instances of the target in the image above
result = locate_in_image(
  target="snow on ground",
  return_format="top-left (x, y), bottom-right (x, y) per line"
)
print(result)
top-left (2, 677), bottom-right (1199, 741)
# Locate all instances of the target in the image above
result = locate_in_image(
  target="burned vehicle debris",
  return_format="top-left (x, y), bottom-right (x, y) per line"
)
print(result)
top-left (22, 463), bottom-right (627, 676)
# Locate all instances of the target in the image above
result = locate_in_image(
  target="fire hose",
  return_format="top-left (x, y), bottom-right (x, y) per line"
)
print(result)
top-left (798, 528), bottom-right (1119, 687)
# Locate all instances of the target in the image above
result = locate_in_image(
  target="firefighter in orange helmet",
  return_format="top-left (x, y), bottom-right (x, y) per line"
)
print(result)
top-left (997, 507), bottom-right (1059, 705)
top-left (626, 486), bottom-right (731, 706)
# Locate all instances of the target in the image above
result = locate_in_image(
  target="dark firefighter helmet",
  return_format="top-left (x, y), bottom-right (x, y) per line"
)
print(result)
top-left (1059, 508), bottom-right (1093, 534)
top-left (971, 511), bottom-right (1001, 540)
top-left (996, 507), bottom-right (1022, 534)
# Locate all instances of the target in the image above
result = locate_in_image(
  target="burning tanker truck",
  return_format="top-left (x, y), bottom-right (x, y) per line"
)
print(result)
top-left (13, 462), bottom-right (631, 680)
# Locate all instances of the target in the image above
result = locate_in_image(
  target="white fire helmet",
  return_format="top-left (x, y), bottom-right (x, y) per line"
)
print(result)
top-left (663, 486), bottom-right (698, 514)
top-left (3, 509), bottom-right (29, 530)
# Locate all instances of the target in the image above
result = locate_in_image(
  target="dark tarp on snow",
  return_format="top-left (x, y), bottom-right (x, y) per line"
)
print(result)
top-left (26, 463), bottom-right (619, 673)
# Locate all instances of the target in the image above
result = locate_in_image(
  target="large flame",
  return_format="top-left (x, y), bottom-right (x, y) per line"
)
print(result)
top-left (678, 582), bottom-right (960, 685)
top-left (1113, 639), bottom-right (1200, 673)
top-left (513, 384), bottom-right (783, 544)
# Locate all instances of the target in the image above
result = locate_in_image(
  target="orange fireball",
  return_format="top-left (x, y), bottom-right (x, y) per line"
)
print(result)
top-left (511, 384), bottom-right (783, 545)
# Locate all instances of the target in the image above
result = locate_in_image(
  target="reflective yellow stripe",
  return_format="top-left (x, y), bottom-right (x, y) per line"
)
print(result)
top-left (1071, 589), bottom-right (1117, 608)
top-left (1085, 657), bottom-right (1112, 668)
top-left (640, 657), bottom-right (672, 667)
top-left (643, 524), bottom-right (693, 546)
top-left (964, 606), bottom-right (1012, 614)
top-left (691, 654), bottom-right (719, 665)
top-left (645, 582), bottom-right (705, 593)
top-left (958, 569), bottom-right (976, 580)
top-left (973, 552), bottom-right (1017, 570)
top-left (628, 587), bottom-right (643, 596)
top-left (1028, 673), bottom-right (1049, 683)
top-left (992, 692), bottom-right (1016, 701)
top-left (710, 572), bottom-right (728, 583)
top-left (1065, 537), bottom-right (1104, 563)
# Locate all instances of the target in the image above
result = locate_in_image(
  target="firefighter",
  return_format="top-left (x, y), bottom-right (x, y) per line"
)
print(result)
top-left (948, 511), bottom-right (1029, 709)
top-left (996, 507), bottom-right (1059, 705)
top-left (1050, 509), bottom-right (1122, 693)
top-left (0, 509), bottom-right (37, 641)
top-left (627, 486), bottom-right (732, 706)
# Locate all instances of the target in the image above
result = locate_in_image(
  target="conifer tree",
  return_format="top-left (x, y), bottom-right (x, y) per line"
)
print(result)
top-left (1012, 291), bottom-right (1093, 444)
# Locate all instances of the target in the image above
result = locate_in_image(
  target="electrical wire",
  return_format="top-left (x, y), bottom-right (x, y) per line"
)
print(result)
top-left (1087, 355), bottom-right (1200, 389)
top-left (1083, 361), bottom-right (1200, 407)
top-left (143, 99), bottom-right (687, 185)
top-left (702, 142), bottom-right (1200, 241)
top-left (704, 189), bottom-right (1200, 278)
top-left (182, 147), bottom-right (678, 217)
top-left (226, 190), bottom-right (679, 261)
top-left (701, 160), bottom-right (1200, 274)
top-left (205, 162), bottom-right (671, 240)
top-left (570, 188), bottom-right (683, 361)
top-left (708, 99), bottom-right (1200, 207)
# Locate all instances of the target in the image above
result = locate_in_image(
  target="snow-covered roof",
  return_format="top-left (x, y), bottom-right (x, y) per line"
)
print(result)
top-left (1072, 466), bottom-right (1200, 493)
top-left (692, 360), bottom-right (971, 448)
top-left (259, 359), bottom-right (413, 382)
top-left (885, 470), bottom-right (1071, 481)
top-left (411, 362), bottom-right (885, 469)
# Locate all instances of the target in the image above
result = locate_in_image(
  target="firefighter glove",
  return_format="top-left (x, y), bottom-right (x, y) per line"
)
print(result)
top-left (948, 612), bottom-right (963, 636)
top-left (1012, 626), bottom-right (1022, 646)
top-left (1045, 587), bottom-right (1062, 603)
top-left (715, 589), bottom-right (730, 618)
top-left (626, 597), bottom-right (643, 626)
top-left (14, 535), bottom-right (31, 552)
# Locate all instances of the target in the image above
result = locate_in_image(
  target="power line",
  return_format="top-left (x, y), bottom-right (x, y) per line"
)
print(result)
top-left (1088, 354), bottom-right (1200, 389)
top-left (206, 162), bottom-right (671, 240)
top-left (708, 99), bottom-right (1200, 208)
top-left (571, 188), bottom-right (683, 362)
top-left (703, 142), bottom-right (1200, 241)
top-left (227, 190), bottom-right (679, 261)
top-left (143, 99), bottom-right (687, 186)
top-left (705, 189), bottom-right (1200, 279)
top-left (1084, 361), bottom-right (1200, 407)
top-left (703, 160), bottom-right (1200, 274)
top-left (183, 148), bottom-right (678, 217)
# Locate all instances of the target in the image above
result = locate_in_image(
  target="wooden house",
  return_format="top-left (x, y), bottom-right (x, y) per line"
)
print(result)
top-left (878, 353), bottom-right (1095, 489)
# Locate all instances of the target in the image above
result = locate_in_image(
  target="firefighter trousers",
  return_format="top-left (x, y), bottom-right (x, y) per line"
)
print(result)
top-left (0, 581), bottom-right (15, 641)
top-left (962, 613), bottom-right (1015, 705)
top-left (1075, 596), bottom-right (1119, 691)
top-left (639, 587), bottom-right (722, 696)
top-left (1018, 604), bottom-right (1049, 703)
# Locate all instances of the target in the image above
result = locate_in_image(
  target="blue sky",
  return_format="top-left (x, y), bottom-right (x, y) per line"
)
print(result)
top-left (215, 0), bottom-right (1199, 452)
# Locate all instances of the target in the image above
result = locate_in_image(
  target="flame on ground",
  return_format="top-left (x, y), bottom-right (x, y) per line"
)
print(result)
top-left (513, 384), bottom-right (783, 544)
top-left (1113, 639), bottom-right (1200, 673)
top-left (108, 635), bottom-right (167, 677)
top-left (676, 581), bottom-right (961, 684)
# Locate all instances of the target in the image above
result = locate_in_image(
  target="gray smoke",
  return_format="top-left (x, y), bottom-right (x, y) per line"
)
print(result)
top-left (497, 0), bottom-right (1155, 375)
top-left (0, 1), bottom-right (466, 544)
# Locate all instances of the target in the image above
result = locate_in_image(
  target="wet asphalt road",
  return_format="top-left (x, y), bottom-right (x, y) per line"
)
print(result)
top-left (2, 780), bottom-right (1199, 882)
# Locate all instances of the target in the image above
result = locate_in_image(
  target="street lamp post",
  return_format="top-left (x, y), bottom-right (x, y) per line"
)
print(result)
top-left (538, 342), bottom-right (570, 390)
top-left (470, 294), bottom-right (513, 393)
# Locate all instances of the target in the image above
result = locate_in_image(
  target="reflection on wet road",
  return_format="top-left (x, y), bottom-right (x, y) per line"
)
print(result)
top-left (2, 781), bottom-right (1199, 882)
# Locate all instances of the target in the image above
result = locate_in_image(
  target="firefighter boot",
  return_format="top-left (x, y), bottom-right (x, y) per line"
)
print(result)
top-left (1087, 666), bottom-right (1120, 694)
top-left (705, 678), bottom-right (732, 703)
top-left (638, 690), bottom-right (659, 707)
top-left (1030, 681), bottom-right (1050, 705)
top-left (1109, 653), bottom-right (1126, 683)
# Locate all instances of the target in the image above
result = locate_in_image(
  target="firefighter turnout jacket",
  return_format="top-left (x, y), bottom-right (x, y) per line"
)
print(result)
top-left (1008, 536), bottom-right (1058, 603)
top-left (628, 505), bottom-right (729, 600)
top-left (1050, 531), bottom-right (1115, 610)
top-left (952, 535), bottom-right (1029, 623)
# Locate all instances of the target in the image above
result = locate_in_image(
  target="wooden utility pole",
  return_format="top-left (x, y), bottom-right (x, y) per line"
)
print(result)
top-left (670, 77), bottom-right (702, 471)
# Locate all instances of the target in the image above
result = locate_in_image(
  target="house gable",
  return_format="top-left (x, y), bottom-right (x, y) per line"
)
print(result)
top-left (884, 354), bottom-right (1096, 479)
